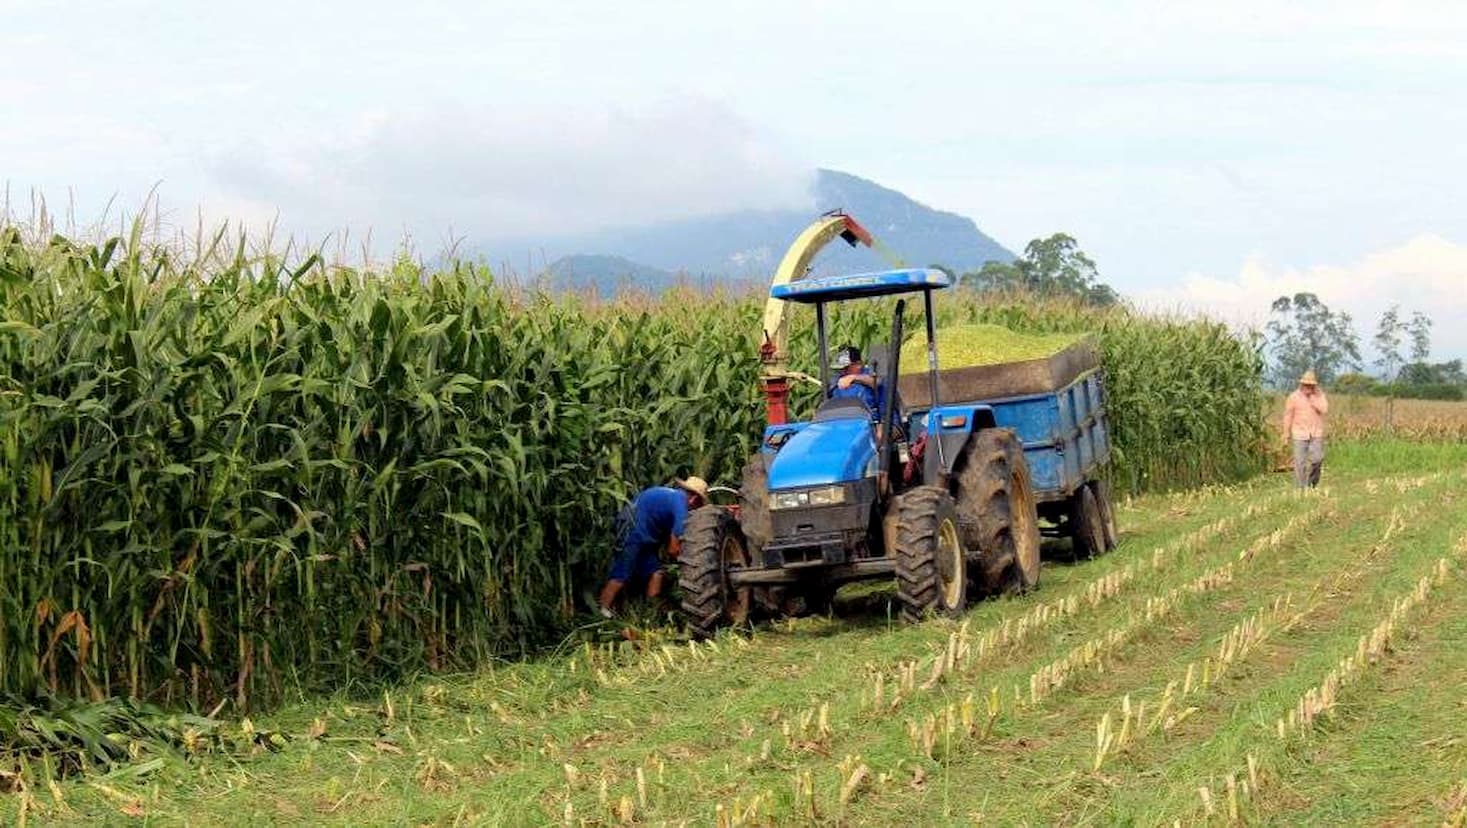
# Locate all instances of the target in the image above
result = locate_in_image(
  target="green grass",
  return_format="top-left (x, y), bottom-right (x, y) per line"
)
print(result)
top-left (1263, 600), bottom-right (1467, 823)
top-left (5, 443), bottom-right (1465, 825)
top-left (1325, 438), bottom-right (1467, 471)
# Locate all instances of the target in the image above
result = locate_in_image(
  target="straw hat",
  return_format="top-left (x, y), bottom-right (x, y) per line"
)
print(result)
top-left (675, 476), bottom-right (710, 501)
top-left (1299, 370), bottom-right (1319, 386)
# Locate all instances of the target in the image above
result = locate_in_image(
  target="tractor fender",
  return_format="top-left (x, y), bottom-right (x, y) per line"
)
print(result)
top-left (912, 405), bottom-right (997, 484)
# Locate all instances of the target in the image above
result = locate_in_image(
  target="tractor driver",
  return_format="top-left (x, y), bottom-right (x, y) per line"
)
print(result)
top-left (830, 344), bottom-right (881, 417)
top-left (597, 476), bottom-right (710, 618)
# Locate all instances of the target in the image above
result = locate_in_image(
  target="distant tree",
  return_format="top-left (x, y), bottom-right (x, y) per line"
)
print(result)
top-left (1371, 305), bottom-right (1410, 429)
top-left (1406, 384), bottom-right (1464, 401)
top-left (928, 263), bottom-right (956, 280)
top-left (1265, 292), bottom-right (1361, 388)
top-left (1406, 311), bottom-right (1432, 363)
top-left (1083, 281), bottom-right (1120, 307)
top-left (1334, 372), bottom-right (1381, 396)
top-left (1387, 379), bottom-right (1465, 401)
top-left (1372, 305), bottom-right (1404, 382)
top-left (967, 259), bottom-right (1022, 291)
top-left (964, 233), bottom-right (1118, 306)
top-left (1022, 234), bottom-right (1099, 295)
top-left (1399, 358), bottom-right (1465, 386)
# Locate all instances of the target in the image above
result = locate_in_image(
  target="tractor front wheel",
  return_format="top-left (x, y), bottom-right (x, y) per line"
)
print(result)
top-left (678, 508), bottom-right (753, 638)
top-left (894, 486), bottom-right (967, 623)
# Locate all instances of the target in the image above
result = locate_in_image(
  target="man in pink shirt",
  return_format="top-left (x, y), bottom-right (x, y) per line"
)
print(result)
top-left (1281, 370), bottom-right (1329, 488)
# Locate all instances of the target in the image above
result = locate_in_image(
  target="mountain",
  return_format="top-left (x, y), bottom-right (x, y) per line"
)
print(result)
top-left (487, 169), bottom-right (1014, 287)
top-left (541, 254), bottom-right (678, 294)
top-left (536, 254), bottom-right (766, 296)
top-left (804, 169), bottom-right (1013, 274)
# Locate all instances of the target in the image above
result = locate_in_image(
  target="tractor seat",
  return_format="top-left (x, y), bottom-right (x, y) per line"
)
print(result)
top-left (813, 396), bottom-right (875, 422)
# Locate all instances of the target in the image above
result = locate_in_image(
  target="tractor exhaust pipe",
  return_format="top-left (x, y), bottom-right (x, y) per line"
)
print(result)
top-left (877, 299), bottom-right (905, 486)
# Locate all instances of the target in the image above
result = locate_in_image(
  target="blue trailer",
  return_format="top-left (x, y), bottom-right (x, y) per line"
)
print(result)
top-left (903, 364), bottom-right (1118, 559)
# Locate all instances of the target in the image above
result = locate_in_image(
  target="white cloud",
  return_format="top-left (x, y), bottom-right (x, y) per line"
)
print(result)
top-left (7, 1), bottom-right (1467, 293)
top-left (206, 97), bottom-right (813, 250)
top-left (1135, 235), bottom-right (1467, 362)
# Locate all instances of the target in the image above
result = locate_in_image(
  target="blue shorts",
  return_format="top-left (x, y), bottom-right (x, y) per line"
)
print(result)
top-left (608, 542), bottom-right (662, 582)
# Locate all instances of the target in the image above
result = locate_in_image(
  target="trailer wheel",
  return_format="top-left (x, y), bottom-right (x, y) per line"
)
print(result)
top-left (678, 508), bottom-right (753, 638)
top-left (894, 486), bottom-right (967, 622)
top-left (1093, 480), bottom-right (1118, 551)
top-left (1070, 483), bottom-right (1107, 560)
top-left (953, 429), bottom-right (1041, 595)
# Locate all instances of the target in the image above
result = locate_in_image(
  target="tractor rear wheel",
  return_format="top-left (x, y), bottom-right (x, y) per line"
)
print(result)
top-left (894, 486), bottom-right (967, 623)
top-left (1070, 483), bottom-right (1107, 560)
top-left (678, 508), bottom-right (753, 638)
top-left (1093, 480), bottom-right (1118, 551)
top-left (953, 429), bottom-right (1041, 595)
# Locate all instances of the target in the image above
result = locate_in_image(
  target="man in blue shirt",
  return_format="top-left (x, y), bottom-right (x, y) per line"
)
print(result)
top-left (597, 476), bottom-right (710, 617)
top-left (830, 344), bottom-right (881, 416)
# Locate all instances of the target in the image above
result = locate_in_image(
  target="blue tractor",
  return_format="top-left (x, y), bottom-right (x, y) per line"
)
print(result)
top-left (678, 268), bottom-right (1042, 636)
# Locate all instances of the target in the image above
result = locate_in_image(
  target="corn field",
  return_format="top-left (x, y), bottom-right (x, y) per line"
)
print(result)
top-left (1269, 393), bottom-right (1467, 443)
top-left (0, 226), bottom-right (1266, 709)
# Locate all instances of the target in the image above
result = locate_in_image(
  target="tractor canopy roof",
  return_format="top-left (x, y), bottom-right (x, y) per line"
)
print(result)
top-left (769, 268), bottom-right (952, 304)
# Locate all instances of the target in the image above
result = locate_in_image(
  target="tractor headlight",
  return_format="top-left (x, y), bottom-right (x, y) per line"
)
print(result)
top-left (807, 485), bottom-right (847, 506)
top-left (770, 491), bottom-right (807, 510)
top-left (769, 485), bottom-right (847, 510)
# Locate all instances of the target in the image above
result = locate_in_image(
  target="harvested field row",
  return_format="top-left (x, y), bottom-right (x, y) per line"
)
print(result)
top-left (4, 447), bottom-right (1465, 824)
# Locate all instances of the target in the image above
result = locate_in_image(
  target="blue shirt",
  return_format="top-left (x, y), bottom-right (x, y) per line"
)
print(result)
top-left (830, 366), bottom-right (880, 413)
top-left (623, 486), bottom-right (689, 550)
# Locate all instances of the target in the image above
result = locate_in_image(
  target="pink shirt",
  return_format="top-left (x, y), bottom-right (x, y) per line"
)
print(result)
top-left (1283, 389), bottom-right (1329, 439)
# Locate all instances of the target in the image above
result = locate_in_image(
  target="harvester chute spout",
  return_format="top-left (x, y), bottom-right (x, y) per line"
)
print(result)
top-left (760, 211), bottom-right (877, 425)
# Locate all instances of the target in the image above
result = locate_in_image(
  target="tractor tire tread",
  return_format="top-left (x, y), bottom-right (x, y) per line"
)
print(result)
top-left (894, 485), bottom-right (963, 624)
top-left (1093, 479), bottom-right (1118, 551)
top-left (1071, 484), bottom-right (1107, 560)
top-left (951, 429), bottom-right (1041, 596)
top-left (678, 508), bottom-right (741, 638)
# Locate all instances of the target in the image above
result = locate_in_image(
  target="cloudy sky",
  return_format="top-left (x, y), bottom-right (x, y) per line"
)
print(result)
top-left (4, 1), bottom-right (1466, 359)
